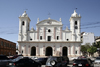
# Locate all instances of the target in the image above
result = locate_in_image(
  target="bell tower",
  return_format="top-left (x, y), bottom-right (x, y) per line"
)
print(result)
top-left (18, 11), bottom-right (31, 41)
top-left (69, 10), bottom-right (81, 41)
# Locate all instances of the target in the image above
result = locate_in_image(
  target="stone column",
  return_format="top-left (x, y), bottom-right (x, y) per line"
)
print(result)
top-left (60, 45), bottom-right (62, 56)
top-left (44, 27), bottom-right (46, 40)
top-left (36, 45), bottom-right (39, 56)
top-left (73, 45), bottom-right (75, 57)
top-left (53, 45), bottom-right (55, 56)
top-left (37, 27), bottom-right (39, 39)
top-left (68, 46), bottom-right (71, 57)
top-left (24, 45), bottom-right (26, 56)
top-left (43, 45), bottom-right (45, 56)
top-left (28, 46), bottom-right (30, 56)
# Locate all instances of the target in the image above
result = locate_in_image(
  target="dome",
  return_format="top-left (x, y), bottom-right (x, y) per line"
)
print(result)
top-left (31, 27), bottom-right (35, 31)
top-left (71, 10), bottom-right (79, 17)
top-left (65, 26), bottom-right (69, 31)
top-left (22, 11), bottom-right (28, 17)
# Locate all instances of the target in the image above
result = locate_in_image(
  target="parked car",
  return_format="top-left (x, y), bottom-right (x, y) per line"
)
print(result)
top-left (7, 57), bottom-right (41, 67)
top-left (9, 54), bottom-right (23, 59)
top-left (11, 55), bottom-right (23, 62)
top-left (31, 56), bottom-right (38, 60)
top-left (35, 57), bottom-right (48, 65)
top-left (94, 57), bottom-right (100, 67)
top-left (46, 56), bottom-right (69, 67)
top-left (0, 55), bottom-right (10, 67)
top-left (72, 58), bottom-right (93, 67)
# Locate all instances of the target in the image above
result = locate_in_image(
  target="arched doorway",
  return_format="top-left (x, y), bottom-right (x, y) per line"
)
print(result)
top-left (31, 46), bottom-right (36, 56)
top-left (45, 47), bottom-right (52, 56)
top-left (62, 47), bottom-right (68, 56)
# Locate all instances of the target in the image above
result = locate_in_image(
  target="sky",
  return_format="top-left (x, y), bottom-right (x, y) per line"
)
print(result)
top-left (0, 0), bottom-right (100, 46)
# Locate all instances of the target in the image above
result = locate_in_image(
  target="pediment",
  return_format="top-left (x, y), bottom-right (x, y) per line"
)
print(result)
top-left (37, 19), bottom-right (62, 25)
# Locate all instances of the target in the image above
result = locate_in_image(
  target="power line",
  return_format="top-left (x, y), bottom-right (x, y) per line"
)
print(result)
top-left (63, 21), bottom-right (100, 27)
top-left (81, 22), bottom-right (100, 26)
top-left (0, 21), bottom-right (100, 34)
top-left (81, 25), bottom-right (100, 29)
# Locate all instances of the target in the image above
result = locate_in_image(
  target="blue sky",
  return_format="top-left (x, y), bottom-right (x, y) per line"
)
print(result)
top-left (0, 0), bottom-right (100, 45)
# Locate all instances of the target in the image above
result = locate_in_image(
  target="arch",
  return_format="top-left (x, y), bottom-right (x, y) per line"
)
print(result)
top-left (45, 47), bottom-right (52, 56)
top-left (62, 46), bottom-right (68, 56)
top-left (31, 46), bottom-right (36, 56)
top-left (22, 21), bottom-right (25, 25)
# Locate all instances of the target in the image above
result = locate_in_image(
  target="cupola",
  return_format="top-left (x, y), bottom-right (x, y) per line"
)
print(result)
top-left (71, 10), bottom-right (81, 17)
top-left (21, 11), bottom-right (28, 17)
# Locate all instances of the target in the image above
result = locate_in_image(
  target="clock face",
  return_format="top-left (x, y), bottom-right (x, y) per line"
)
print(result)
top-left (75, 26), bottom-right (78, 29)
top-left (47, 20), bottom-right (52, 24)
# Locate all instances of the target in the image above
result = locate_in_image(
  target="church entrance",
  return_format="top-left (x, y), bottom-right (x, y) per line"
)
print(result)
top-left (31, 46), bottom-right (36, 56)
top-left (45, 47), bottom-right (52, 56)
top-left (62, 47), bottom-right (68, 56)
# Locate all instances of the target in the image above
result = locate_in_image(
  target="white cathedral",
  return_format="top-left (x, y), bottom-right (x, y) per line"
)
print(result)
top-left (18, 10), bottom-right (81, 57)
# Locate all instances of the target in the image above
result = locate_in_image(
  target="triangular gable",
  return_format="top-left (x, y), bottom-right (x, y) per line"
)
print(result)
top-left (37, 19), bottom-right (62, 25)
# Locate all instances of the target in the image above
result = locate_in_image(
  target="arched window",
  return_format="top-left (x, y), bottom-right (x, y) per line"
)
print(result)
top-left (22, 21), bottom-right (25, 25)
top-left (1, 41), bottom-right (3, 46)
top-left (57, 36), bottom-right (59, 40)
top-left (22, 50), bottom-right (23, 53)
top-left (31, 46), bottom-right (36, 56)
top-left (62, 47), bottom-right (68, 56)
top-left (45, 47), bottom-right (52, 56)
top-left (75, 51), bottom-right (77, 54)
top-left (75, 21), bottom-right (77, 25)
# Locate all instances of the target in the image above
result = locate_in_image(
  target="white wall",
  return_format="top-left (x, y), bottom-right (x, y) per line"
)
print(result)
top-left (82, 32), bottom-right (94, 45)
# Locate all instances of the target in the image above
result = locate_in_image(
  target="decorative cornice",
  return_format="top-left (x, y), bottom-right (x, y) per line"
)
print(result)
top-left (17, 41), bottom-right (82, 43)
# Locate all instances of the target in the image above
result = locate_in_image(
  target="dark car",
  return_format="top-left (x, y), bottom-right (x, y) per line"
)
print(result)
top-left (9, 55), bottom-right (18, 59)
top-left (36, 57), bottom-right (48, 65)
top-left (72, 58), bottom-right (93, 67)
top-left (46, 56), bottom-right (69, 67)
top-left (7, 57), bottom-right (41, 67)
top-left (9, 54), bottom-right (23, 59)
top-left (0, 55), bottom-right (10, 67)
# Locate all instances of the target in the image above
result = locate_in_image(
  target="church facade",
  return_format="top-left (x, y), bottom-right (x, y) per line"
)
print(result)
top-left (18, 10), bottom-right (81, 57)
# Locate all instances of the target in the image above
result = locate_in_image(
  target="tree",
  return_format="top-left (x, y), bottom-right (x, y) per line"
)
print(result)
top-left (97, 41), bottom-right (100, 48)
top-left (92, 41), bottom-right (100, 48)
top-left (80, 45), bottom-right (87, 55)
top-left (87, 46), bottom-right (97, 57)
top-left (81, 43), bottom-right (91, 56)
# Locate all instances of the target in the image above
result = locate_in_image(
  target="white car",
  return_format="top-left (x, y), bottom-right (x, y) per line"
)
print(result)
top-left (31, 56), bottom-right (38, 60)
top-left (70, 57), bottom-right (78, 61)
top-left (94, 57), bottom-right (100, 67)
top-left (11, 55), bottom-right (23, 62)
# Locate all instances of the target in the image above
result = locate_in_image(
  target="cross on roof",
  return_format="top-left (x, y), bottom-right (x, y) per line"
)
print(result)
top-left (75, 8), bottom-right (77, 11)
